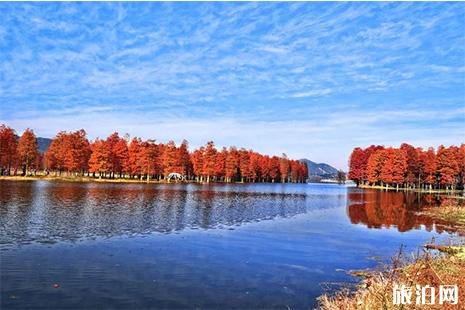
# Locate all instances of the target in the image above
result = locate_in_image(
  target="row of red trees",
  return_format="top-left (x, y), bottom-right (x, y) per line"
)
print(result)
top-left (348, 143), bottom-right (465, 190)
top-left (0, 125), bottom-right (308, 183)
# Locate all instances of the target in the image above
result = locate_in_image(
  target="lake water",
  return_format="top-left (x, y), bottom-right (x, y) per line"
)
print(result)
top-left (0, 181), bottom-right (459, 309)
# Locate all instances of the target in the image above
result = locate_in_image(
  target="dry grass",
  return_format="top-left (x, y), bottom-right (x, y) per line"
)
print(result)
top-left (419, 200), bottom-right (465, 235)
top-left (318, 244), bottom-right (465, 309)
top-left (423, 207), bottom-right (465, 227)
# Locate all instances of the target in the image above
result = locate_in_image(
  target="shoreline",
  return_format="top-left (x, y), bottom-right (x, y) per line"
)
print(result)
top-left (318, 199), bottom-right (465, 309)
top-left (0, 175), bottom-right (304, 185)
top-left (318, 242), bottom-right (465, 309)
top-left (358, 184), bottom-right (465, 197)
top-left (0, 175), bottom-right (203, 184)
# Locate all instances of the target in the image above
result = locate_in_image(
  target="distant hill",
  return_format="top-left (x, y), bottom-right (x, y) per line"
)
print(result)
top-left (14, 135), bottom-right (52, 153)
top-left (37, 137), bottom-right (52, 153)
top-left (299, 159), bottom-right (339, 178)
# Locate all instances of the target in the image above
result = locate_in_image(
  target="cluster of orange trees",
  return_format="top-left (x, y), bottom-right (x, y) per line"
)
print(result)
top-left (348, 143), bottom-right (465, 190)
top-left (0, 125), bottom-right (308, 183)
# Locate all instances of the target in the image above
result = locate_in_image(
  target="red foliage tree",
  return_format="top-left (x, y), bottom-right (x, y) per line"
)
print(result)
top-left (105, 132), bottom-right (129, 178)
top-left (127, 137), bottom-right (143, 177)
top-left (225, 147), bottom-right (239, 182)
top-left (391, 149), bottom-right (407, 186)
top-left (400, 143), bottom-right (419, 187)
top-left (178, 140), bottom-right (192, 177)
top-left (88, 139), bottom-right (111, 178)
top-left (191, 147), bottom-right (204, 182)
top-left (419, 147), bottom-right (437, 187)
top-left (249, 152), bottom-right (261, 182)
top-left (436, 145), bottom-right (460, 189)
top-left (259, 155), bottom-right (270, 182)
top-left (279, 153), bottom-right (289, 183)
top-left (138, 140), bottom-right (159, 181)
top-left (348, 147), bottom-right (366, 185)
top-left (17, 128), bottom-right (39, 176)
top-left (458, 144), bottom-right (465, 188)
top-left (45, 130), bottom-right (90, 175)
top-left (269, 156), bottom-right (280, 182)
top-left (163, 141), bottom-right (180, 176)
top-left (214, 147), bottom-right (227, 181)
top-left (65, 130), bottom-right (91, 174)
top-left (239, 148), bottom-right (251, 182)
top-left (203, 141), bottom-right (217, 182)
top-left (367, 149), bottom-right (388, 185)
top-left (0, 124), bottom-right (18, 175)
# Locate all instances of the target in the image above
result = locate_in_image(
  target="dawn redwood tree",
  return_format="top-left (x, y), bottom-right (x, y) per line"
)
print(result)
top-left (203, 141), bottom-right (217, 183)
top-left (178, 140), bottom-right (192, 178)
top-left (259, 155), bottom-right (270, 182)
top-left (214, 147), bottom-right (227, 181)
top-left (45, 131), bottom-right (68, 174)
top-left (191, 147), bottom-right (204, 182)
top-left (138, 140), bottom-right (159, 181)
top-left (60, 130), bottom-right (91, 175)
top-left (163, 141), bottom-right (179, 176)
top-left (249, 152), bottom-right (261, 182)
top-left (436, 145), bottom-right (460, 190)
top-left (239, 148), bottom-right (251, 182)
top-left (0, 124), bottom-right (18, 175)
top-left (269, 156), bottom-right (280, 182)
top-left (380, 148), bottom-right (395, 185)
top-left (17, 128), bottom-right (39, 176)
top-left (419, 147), bottom-right (437, 189)
top-left (105, 132), bottom-right (129, 178)
top-left (348, 147), bottom-right (365, 186)
top-left (400, 143), bottom-right (419, 188)
top-left (88, 139), bottom-right (111, 178)
top-left (391, 149), bottom-right (407, 187)
top-left (301, 161), bottom-right (309, 181)
top-left (225, 147), bottom-right (239, 182)
top-left (112, 136), bottom-right (129, 178)
top-left (127, 138), bottom-right (143, 177)
top-left (365, 146), bottom-right (385, 180)
top-left (279, 153), bottom-right (290, 183)
top-left (458, 144), bottom-right (465, 189)
top-left (367, 149), bottom-right (388, 185)
top-left (290, 160), bottom-right (301, 183)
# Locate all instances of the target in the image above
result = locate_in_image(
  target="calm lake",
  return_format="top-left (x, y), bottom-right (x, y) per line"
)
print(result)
top-left (0, 181), bottom-right (459, 309)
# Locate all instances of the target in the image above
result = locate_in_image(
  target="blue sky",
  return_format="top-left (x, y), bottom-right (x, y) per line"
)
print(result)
top-left (0, 2), bottom-right (464, 169)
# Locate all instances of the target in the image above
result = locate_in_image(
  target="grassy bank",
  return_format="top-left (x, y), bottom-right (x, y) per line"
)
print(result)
top-left (420, 205), bottom-right (465, 229)
top-left (319, 199), bottom-right (465, 309)
top-left (318, 243), bottom-right (465, 309)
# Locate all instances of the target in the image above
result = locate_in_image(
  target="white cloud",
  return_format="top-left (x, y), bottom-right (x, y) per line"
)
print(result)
top-left (290, 89), bottom-right (333, 98)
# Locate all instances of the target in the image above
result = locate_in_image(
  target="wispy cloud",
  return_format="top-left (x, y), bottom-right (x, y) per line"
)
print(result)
top-left (0, 2), bottom-right (464, 168)
top-left (290, 89), bottom-right (333, 98)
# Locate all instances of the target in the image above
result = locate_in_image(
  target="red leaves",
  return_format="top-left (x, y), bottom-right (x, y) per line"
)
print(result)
top-left (88, 139), bottom-right (111, 175)
top-left (0, 125), bottom-right (18, 175)
top-left (436, 145), bottom-right (460, 187)
top-left (1, 124), bottom-right (308, 183)
top-left (189, 143), bottom-right (307, 183)
top-left (17, 128), bottom-right (39, 175)
top-left (348, 143), bottom-right (465, 190)
top-left (45, 130), bottom-right (91, 174)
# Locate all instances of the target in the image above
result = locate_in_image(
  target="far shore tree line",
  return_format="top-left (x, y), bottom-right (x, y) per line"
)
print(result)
top-left (348, 143), bottom-right (465, 191)
top-left (0, 124), bottom-right (308, 183)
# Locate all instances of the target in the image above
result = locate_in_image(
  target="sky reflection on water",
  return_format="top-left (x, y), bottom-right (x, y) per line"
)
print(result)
top-left (0, 181), bottom-right (458, 309)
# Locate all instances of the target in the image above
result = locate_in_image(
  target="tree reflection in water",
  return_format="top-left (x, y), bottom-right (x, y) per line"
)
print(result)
top-left (0, 181), bottom-right (310, 245)
top-left (347, 188), bottom-right (464, 235)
